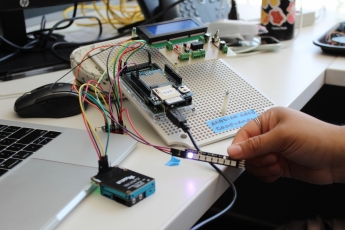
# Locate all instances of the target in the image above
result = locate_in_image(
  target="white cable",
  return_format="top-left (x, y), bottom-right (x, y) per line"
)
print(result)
top-left (230, 36), bottom-right (261, 54)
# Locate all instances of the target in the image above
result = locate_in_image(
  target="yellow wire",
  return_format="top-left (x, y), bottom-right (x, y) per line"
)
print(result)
top-left (92, 1), bottom-right (107, 22)
top-left (79, 83), bottom-right (110, 156)
top-left (63, 0), bottom-right (144, 27)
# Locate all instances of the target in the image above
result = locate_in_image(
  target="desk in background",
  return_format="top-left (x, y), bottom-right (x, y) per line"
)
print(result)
top-left (0, 9), bottom-right (343, 230)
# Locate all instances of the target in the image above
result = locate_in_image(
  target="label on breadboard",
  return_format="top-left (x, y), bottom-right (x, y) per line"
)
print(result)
top-left (206, 109), bottom-right (258, 134)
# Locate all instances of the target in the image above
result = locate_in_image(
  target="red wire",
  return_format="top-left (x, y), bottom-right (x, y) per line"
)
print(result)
top-left (114, 42), bottom-right (145, 120)
top-left (80, 80), bottom-right (108, 159)
top-left (81, 112), bottom-right (101, 160)
top-left (121, 108), bottom-right (170, 152)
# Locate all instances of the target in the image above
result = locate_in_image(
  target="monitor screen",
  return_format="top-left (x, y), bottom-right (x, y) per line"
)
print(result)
top-left (146, 19), bottom-right (199, 35)
top-left (0, 0), bottom-right (85, 79)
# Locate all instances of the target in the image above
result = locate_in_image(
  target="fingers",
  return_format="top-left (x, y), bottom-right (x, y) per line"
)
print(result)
top-left (227, 118), bottom-right (264, 159)
top-left (249, 153), bottom-right (278, 167)
top-left (227, 109), bottom-right (284, 160)
top-left (245, 161), bottom-right (283, 182)
top-left (228, 129), bottom-right (280, 160)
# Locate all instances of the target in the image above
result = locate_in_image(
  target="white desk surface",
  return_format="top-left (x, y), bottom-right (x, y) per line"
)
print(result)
top-left (0, 10), bottom-right (343, 230)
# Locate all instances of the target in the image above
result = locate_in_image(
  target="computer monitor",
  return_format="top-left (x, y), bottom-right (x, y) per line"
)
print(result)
top-left (0, 0), bottom-right (85, 79)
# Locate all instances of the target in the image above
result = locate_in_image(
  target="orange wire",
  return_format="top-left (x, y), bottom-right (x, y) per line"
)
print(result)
top-left (121, 108), bottom-right (170, 152)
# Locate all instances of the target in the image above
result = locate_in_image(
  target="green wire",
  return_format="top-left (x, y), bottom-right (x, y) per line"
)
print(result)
top-left (111, 40), bottom-right (147, 107)
top-left (84, 91), bottom-right (111, 156)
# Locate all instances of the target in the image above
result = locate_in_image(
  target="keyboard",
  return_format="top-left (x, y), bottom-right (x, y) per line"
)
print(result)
top-left (0, 124), bottom-right (61, 177)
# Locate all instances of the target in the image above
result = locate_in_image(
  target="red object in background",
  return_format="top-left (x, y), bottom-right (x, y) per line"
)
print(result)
top-left (270, 9), bottom-right (286, 26)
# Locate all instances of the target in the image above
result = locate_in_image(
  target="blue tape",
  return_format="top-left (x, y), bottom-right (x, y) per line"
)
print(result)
top-left (206, 109), bottom-right (259, 134)
top-left (165, 156), bottom-right (180, 166)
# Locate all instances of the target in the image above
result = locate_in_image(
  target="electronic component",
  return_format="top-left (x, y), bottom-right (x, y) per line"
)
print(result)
top-left (121, 62), bottom-right (194, 114)
top-left (219, 41), bottom-right (226, 50)
top-left (221, 90), bottom-right (231, 116)
top-left (171, 148), bottom-right (245, 168)
top-left (212, 30), bottom-right (220, 43)
top-left (178, 86), bottom-right (190, 93)
top-left (190, 41), bottom-right (204, 50)
top-left (153, 85), bottom-right (181, 100)
top-left (222, 45), bottom-right (229, 54)
top-left (204, 33), bottom-right (211, 43)
top-left (178, 53), bottom-right (190, 62)
top-left (135, 17), bottom-right (208, 48)
top-left (91, 166), bottom-right (155, 207)
top-left (191, 49), bottom-right (206, 59)
top-left (159, 29), bottom-right (235, 67)
top-left (166, 41), bottom-right (174, 50)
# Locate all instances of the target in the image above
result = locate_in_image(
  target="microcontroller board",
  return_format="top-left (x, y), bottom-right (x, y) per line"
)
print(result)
top-left (121, 62), bottom-right (195, 120)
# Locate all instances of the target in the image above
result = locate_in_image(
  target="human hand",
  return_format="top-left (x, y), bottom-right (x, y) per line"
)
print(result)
top-left (227, 107), bottom-right (345, 184)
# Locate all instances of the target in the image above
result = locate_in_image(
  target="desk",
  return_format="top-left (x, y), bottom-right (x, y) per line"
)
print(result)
top-left (0, 10), bottom-right (343, 230)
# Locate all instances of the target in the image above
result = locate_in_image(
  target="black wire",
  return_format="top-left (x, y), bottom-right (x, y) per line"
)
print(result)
top-left (47, 16), bottom-right (103, 62)
top-left (106, 113), bottom-right (170, 154)
top-left (28, 3), bottom-right (78, 36)
top-left (186, 129), bottom-right (201, 152)
top-left (10, 0), bottom-right (183, 65)
top-left (125, 48), bottom-right (152, 65)
top-left (43, 16), bottom-right (103, 48)
top-left (0, 50), bottom-right (19, 63)
top-left (185, 129), bottom-right (238, 230)
top-left (77, 94), bottom-right (169, 154)
top-left (49, 45), bottom-right (116, 93)
top-left (54, 3), bottom-right (78, 30)
top-left (0, 36), bottom-right (39, 50)
top-left (0, 39), bottom-right (40, 63)
top-left (79, 0), bottom-right (185, 43)
top-left (40, 16), bottom-right (46, 30)
top-left (106, 45), bottom-right (122, 116)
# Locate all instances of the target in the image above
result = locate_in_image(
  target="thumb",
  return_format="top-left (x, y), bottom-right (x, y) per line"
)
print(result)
top-left (228, 133), bottom-right (277, 160)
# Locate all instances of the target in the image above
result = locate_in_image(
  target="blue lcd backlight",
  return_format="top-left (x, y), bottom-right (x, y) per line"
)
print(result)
top-left (146, 19), bottom-right (199, 35)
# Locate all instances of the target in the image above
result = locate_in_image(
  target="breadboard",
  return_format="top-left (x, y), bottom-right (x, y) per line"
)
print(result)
top-left (71, 39), bottom-right (274, 148)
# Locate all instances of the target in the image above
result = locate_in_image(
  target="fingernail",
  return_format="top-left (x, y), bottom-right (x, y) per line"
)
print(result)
top-left (228, 145), bottom-right (242, 158)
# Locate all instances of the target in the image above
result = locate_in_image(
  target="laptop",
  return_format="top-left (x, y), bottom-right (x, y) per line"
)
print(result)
top-left (0, 119), bottom-right (137, 230)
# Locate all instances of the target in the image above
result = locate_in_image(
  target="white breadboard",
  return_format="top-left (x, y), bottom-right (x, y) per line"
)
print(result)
top-left (71, 38), bottom-right (274, 148)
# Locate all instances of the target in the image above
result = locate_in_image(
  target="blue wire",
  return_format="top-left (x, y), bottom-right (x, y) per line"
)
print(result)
top-left (186, 129), bottom-right (237, 230)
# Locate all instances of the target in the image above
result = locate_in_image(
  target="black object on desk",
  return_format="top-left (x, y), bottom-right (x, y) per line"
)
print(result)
top-left (0, 42), bottom-right (73, 81)
top-left (14, 83), bottom-right (83, 118)
top-left (313, 22), bottom-right (345, 55)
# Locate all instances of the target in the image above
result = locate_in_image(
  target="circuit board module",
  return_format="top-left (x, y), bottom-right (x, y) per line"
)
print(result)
top-left (121, 62), bottom-right (194, 115)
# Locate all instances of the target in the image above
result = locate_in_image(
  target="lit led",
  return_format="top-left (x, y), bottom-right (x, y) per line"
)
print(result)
top-left (187, 152), bottom-right (194, 159)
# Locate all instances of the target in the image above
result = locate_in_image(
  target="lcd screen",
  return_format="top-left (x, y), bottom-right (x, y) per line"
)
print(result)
top-left (146, 19), bottom-right (199, 35)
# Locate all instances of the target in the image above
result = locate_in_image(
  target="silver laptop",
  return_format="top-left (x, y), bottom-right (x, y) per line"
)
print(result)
top-left (0, 119), bottom-right (137, 230)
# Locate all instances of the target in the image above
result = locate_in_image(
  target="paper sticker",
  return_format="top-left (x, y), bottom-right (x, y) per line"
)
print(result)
top-left (206, 109), bottom-right (258, 134)
top-left (165, 156), bottom-right (180, 166)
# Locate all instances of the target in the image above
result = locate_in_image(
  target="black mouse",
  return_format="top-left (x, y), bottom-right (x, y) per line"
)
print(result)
top-left (14, 83), bottom-right (85, 118)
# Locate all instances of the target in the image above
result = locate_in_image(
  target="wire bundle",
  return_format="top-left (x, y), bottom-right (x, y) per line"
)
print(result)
top-left (75, 39), bottom-right (171, 160)
top-left (63, 0), bottom-right (144, 29)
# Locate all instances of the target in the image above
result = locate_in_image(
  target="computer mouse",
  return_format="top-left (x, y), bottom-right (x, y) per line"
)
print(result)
top-left (14, 82), bottom-right (85, 118)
